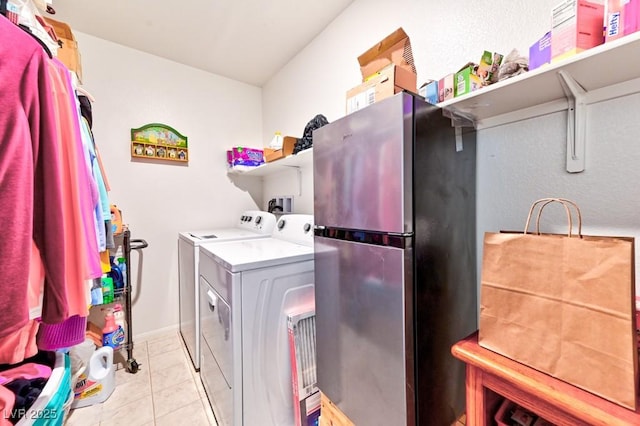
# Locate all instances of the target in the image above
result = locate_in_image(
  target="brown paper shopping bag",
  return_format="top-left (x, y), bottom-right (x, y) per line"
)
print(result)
top-left (479, 198), bottom-right (638, 409)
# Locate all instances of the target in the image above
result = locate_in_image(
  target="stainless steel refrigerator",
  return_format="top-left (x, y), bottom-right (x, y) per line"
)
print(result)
top-left (313, 92), bottom-right (477, 426)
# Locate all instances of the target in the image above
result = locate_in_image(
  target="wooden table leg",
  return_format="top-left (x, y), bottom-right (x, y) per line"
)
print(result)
top-left (464, 364), bottom-right (513, 426)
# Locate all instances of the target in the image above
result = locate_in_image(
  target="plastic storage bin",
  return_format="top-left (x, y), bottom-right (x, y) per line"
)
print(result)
top-left (15, 352), bottom-right (71, 426)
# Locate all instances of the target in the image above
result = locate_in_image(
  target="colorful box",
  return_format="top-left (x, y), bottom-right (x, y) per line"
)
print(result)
top-left (476, 51), bottom-right (504, 85)
top-left (624, 0), bottom-right (640, 36)
top-left (231, 147), bottom-right (264, 167)
top-left (551, 0), bottom-right (605, 62)
top-left (438, 74), bottom-right (454, 102)
top-left (606, 0), bottom-right (627, 41)
top-left (454, 65), bottom-right (482, 98)
top-left (418, 80), bottom-right (439, 104)
top-left (529, 32), bottom-right (552, 70)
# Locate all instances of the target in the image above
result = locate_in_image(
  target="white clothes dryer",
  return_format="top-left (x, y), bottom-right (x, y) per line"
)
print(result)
top-left (199, 214), bottom-right (315, 426)
top-left (178, 210), bottom-right (276, 371)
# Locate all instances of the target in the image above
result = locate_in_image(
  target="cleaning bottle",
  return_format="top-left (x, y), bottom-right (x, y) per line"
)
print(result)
top-left (101, 276), bottom-right (114, 303)
top-left (269, 131), bottom-right (283, 149)
top-left (102, 309), bottom-right (125, 349)
top-left (112, 303), bottom-right (127, 342)
top-left (71, 345), bottom-right (116, 408)
top-left (117, 256), bottom-right (127, 287)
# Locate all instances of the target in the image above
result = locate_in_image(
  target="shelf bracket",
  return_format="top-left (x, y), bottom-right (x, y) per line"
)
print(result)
top-left (557, 70), bottom-right (587, 173)
top-left (284, 165), bottom-right (303, 196)
top-left (443, 109), bottom-right (475, 152)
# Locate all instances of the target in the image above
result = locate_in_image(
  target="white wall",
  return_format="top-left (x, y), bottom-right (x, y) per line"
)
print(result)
top-left (76, 32), bottom-right (264, 337)
top-left (263, 0), bottom-right (640, 293)
top-left (261, 0), bottom-right (559, 214)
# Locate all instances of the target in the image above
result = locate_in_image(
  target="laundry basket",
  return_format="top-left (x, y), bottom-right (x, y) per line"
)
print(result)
top-left (15, 352), bottom-right (71, 426)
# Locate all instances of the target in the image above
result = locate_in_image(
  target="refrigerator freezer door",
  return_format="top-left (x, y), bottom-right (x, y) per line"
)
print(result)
top-left (314, 236), bottom-right (414, 425)
top-left (313, 93), bottom-right (414, 234)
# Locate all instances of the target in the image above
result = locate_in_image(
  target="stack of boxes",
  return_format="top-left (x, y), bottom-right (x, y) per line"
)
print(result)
top-left (419, 50), bottom-right (503, 105)
top-left (529, 0), bottom-right (640, 72)
top-left (345, 28), bottom-right (417, 114)
top-left (348, 3), bottom-right (639, 115)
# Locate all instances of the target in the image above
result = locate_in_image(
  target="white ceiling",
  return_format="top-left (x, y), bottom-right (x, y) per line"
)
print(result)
top-left (48, 0), bottom-right (354, 87)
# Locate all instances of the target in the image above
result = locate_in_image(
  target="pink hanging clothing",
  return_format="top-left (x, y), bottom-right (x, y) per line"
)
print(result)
top-left (46, 59), bottom-right (100, 318)
top-left (0, 321), bottom-right (39, 366)
top-left (0, 18), bottom-right (68, 337)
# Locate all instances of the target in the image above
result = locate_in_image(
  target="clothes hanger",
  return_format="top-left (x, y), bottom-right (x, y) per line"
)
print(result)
top-left (11, 0), bottom-right (58, 55)
top-left (71, 73), bottom-right (96, 102)
top-left (75, 86), bottom-right (96, 103)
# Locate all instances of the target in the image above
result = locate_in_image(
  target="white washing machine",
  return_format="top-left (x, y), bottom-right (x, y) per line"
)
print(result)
top-left (178, 210), bottom-right (276, 371)
top-left (199, 214), bottom-right (315, 426)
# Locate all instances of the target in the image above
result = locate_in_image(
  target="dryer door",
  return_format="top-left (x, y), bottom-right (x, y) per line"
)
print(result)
top-left (200, 276), bottom-right (234, 425)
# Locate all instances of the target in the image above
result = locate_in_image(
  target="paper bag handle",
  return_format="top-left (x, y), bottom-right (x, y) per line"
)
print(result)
top-left (524, 198), bottom-right (583, 237)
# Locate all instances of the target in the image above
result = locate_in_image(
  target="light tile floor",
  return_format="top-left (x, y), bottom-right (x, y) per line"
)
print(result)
top-left (65, 330), bottom-right (216, 426)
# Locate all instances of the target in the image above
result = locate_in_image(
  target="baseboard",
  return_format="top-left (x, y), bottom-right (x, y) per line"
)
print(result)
top-left (134, 324), bottom-right (179, 342)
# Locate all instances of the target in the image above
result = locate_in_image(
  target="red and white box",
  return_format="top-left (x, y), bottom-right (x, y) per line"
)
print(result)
top-left (552, 0), bottom-right (605, 62)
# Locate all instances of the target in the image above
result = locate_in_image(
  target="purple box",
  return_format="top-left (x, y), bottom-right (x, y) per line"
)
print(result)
top-left (529, 31), bottom-right (552, 71)
top-left (231, 146), bottom-right (264, 167)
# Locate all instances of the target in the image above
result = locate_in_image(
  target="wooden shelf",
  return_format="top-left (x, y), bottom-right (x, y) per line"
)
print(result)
top-left (439, 31), bottom-right (640, 130)
top-left (451, 332), bottom-right (640, 425)
top-left (227, 148), bottom-right (313, 177)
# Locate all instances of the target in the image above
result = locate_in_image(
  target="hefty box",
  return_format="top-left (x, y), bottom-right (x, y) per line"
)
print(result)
top-left (357, 27), bottom-right (416, 81)
top-left (604, 0), bottom-right (640, 41)
top-left (346, 64), bottom-right (417, 114)
top-left (529, 32), bottom-right (552, 70)
top-left (264, 136), bottom-right (297, 162)
top-left (551, 0), bottom-right (605, 62)
top-left (438, 74), bottom-right (454, 102)
top-left (606, 0), bottom-right (627, 41)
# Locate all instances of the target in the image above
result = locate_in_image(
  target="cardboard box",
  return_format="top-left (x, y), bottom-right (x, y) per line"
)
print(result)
top-left (264, 136), bottom-right (297, 162)
top-left (231, 147), bottom-right (264, 166)
top-left (624, 0), bottom-right (640, 36)
top-left (551, 0), bottom-right (605, 62)
top-left (603, 0), bottom-right (640, 42)
top-left (529, 32), bottom-right (552, 70)
top-left (44, 17), bottom-right (83, 82)
top-left (606, 0), bottom-right (627, 41)
top-left (425, 81), bottom-right (439, 105)
top-left (454, 65), bottom-right (482, 97)
top-left (476, 51), bottom-right (504, 85)
top-left (357, 27), bottom-right (416, 80)
top-left (346, 64), bottom-right (417, 114)
top-left (438, 74), bottom-right (454, 102)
